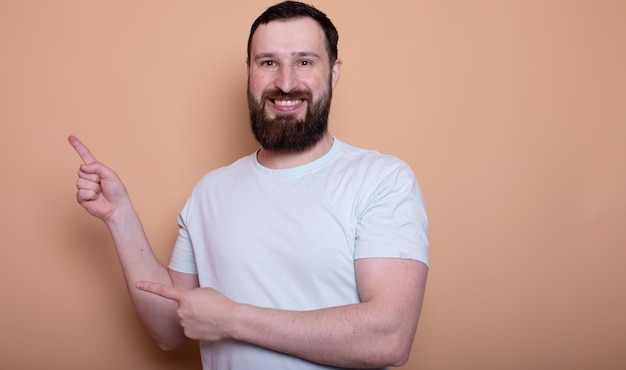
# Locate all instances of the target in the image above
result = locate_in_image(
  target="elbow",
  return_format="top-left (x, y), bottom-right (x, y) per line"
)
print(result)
top-left (388, 348), bottom-right (412, 367)
top-left (353, 331), bottom-right (414, 368)
top-left (359, 344), bottom-right (412, 368)
top-left (157, 340), bottom-right (182, 352)
top-left (378, 336), bottom-right (413, 367)
top-left (366, 322), bottom-right (416, 367)
top-left (152, 332), bottom-right (188, 352)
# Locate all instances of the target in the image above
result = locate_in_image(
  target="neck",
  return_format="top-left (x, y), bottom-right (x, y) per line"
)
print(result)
top-left (257, 132), bottom-right (334, 169)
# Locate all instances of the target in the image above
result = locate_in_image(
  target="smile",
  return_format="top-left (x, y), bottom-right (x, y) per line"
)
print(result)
top-left (272, 99), bottom-right (305, 106)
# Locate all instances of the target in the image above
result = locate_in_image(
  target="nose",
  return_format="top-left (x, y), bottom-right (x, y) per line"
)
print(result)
top-left (274, 65), bottom-right (298, 93)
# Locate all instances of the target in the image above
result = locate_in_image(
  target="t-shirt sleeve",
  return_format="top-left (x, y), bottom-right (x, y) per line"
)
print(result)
top-left (353, 161), bottom-right (429, 267)
top-left (168, 202), bottom-right (199, 274)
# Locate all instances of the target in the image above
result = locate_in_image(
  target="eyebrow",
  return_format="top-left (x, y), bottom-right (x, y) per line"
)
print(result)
top-left (253, 51), bottom-right (323, 61)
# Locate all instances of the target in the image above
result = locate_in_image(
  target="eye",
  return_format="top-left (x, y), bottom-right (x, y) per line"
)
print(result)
top-left (299, 60), bottom-right (311, 66)
top-left (259, 59), bottom-right (278, 68)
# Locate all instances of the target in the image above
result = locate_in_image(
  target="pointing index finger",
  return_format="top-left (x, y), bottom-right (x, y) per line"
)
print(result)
top-left (136, 281), bottom-right (183, 302)
top-left (68, 135), bottom-right (98, 164)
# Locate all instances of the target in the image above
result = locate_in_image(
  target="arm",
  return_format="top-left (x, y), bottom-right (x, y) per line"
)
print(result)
top-left (232, 258), bottom-right (428, 368)
top-left (138, 257), bottom-right (428, 368)
top-left (68, 135), bottom-right (199, 350)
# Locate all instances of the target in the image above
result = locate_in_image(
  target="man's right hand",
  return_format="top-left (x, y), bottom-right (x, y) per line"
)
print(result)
top-left (68, 135), bottom-right (130, 222)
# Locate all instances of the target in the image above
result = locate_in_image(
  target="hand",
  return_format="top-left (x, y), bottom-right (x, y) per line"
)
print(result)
top-left (136, 281), bottom-right (236, 342)
top-left (68, 135), bottom-right (130, 221)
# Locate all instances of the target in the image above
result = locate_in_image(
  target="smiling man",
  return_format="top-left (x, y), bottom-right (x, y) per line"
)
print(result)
top-left (69, 2), bottom-right (429, 369)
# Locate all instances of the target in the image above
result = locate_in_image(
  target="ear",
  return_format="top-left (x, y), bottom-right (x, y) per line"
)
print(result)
top-left (331, 58), bottom-right (342, 89)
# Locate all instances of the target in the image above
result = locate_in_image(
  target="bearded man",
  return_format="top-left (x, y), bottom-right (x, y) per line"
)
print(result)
top-left (69, 2), bottom-right (429, 369)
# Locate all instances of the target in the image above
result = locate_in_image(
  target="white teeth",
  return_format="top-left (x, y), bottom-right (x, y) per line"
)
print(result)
top-left (274, 100), bottom-right (302, 106)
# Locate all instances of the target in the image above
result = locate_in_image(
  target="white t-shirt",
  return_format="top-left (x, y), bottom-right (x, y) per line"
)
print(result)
top-left (169, 138), bottom-right (429, 370)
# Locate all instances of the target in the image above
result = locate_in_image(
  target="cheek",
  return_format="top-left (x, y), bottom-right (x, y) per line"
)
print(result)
top-left (308, 77), bottom-right (331, 98)
top-left (299, 71), bottom-right (330, 92)
top-left (249, 73), bottom-right (269, 94)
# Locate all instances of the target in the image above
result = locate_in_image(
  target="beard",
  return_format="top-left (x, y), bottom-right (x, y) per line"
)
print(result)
top-left (248, 84), bottom-right (332, 153)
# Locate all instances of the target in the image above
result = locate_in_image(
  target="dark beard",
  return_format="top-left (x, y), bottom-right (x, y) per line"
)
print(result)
top-left (248, 86), bottom-right (332, 152)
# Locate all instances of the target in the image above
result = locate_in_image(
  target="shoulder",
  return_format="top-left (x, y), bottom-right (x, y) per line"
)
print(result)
top-left (334, 141), bottom-right (425, 216)
top-left (335, 140), bottom-right (416, 183)
top-left (188, 152), bottom-right (256, 196)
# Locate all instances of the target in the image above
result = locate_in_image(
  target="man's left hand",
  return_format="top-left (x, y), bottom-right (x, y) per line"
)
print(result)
top-left (136, 281), bottom-right (236, 342)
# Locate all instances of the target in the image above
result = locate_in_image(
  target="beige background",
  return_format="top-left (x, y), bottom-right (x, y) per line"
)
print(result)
top-left (1, 1), bottom-right (625, 369)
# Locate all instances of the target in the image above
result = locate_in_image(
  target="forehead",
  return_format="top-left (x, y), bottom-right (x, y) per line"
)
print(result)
top-left (250, 17), bottom-right (327, 59)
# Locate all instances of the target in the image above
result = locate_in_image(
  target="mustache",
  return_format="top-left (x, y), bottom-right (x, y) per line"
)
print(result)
top-left (261, 89), bottom-right (312, 101)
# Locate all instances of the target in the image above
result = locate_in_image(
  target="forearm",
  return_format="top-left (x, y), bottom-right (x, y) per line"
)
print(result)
top-left (105, 206), bottom-right (186, 349)
top-left (231, 301), bottom-right (414, 368)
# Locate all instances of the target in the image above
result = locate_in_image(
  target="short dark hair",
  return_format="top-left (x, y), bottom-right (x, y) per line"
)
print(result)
top-left (247, 1), bottom-right (339, 64)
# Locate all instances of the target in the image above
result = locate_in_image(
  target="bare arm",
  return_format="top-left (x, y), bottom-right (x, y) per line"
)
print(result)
top-left (68, 135), bottom-right (199, 350)
top-left (137, 257), bottom-right (428, 368)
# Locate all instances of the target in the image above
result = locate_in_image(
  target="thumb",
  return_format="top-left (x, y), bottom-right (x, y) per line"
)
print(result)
top-left (79, 160), bottom-right (116, 179)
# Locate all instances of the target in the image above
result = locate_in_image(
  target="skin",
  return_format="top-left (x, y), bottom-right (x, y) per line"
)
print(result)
top-left (70, 17), bottom-right (428, 369)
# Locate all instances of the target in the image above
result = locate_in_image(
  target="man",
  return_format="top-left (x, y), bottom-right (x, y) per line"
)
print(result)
top-left (69, 1), bottom-right (429, 369)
